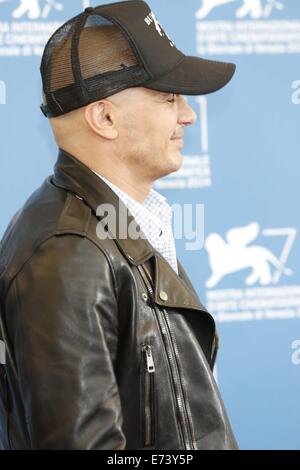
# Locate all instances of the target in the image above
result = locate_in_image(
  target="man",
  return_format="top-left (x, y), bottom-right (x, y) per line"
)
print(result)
top-left (0, 0), bottom-right (237, 450)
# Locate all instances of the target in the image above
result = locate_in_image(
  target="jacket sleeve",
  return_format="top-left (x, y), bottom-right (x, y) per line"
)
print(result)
top-left (6, 235), bottom-right (126, 449)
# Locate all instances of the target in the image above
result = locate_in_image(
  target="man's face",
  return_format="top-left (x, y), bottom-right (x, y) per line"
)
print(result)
top-left (109, 87), bottom-right (197, 182)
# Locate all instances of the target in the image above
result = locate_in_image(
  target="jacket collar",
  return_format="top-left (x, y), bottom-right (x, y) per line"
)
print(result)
top-left (52, 148), bottom-right (207, 313)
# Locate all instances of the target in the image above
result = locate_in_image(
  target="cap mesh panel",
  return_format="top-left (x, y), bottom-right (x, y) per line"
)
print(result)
top-left (42, 14), bottom-right (138, 94)
top-left (41, 17), bottom-right (78, 93)
top-left (40, 12), bottom-right (150, 116)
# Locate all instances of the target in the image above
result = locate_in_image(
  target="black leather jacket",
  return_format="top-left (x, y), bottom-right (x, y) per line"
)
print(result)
top-left (0, 148), bottom-right (237, 450)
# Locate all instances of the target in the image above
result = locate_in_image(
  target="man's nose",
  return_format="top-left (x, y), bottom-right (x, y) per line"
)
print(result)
top-left (177, 96), bottom-right (197, 126)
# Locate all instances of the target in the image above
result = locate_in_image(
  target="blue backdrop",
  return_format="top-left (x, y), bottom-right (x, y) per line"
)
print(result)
top-left (1, 0), bottom-right (300, 450)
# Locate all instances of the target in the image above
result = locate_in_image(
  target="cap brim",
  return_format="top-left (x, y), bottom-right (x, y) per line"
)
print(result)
top-left (144, 55), bottom-right (236, 96)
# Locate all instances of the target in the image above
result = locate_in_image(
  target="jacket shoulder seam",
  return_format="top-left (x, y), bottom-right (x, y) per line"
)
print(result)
top-left (4, 234), bottom-right (119, 302)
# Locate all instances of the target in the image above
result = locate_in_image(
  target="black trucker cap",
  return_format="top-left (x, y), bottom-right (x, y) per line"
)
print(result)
top-left (40, 0), bottom-right (236, 118)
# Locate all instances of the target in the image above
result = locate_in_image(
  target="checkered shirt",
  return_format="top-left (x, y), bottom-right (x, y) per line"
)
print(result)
top-left (93, 171), bottom-right (179, 275)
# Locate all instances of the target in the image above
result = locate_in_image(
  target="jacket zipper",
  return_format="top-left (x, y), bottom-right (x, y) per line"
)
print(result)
top-left (162, 307), bottom-right (195, 448)
top-left (137, 265), bottom-right (194, 450)
top-left (141, 344), bottom-right (155, 447)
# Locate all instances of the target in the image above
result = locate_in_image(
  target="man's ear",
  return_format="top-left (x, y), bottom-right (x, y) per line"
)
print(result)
top-left (85, 100), bottom-right (118, 140)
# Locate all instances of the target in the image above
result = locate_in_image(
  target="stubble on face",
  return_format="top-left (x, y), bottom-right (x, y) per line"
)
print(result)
top-left (113, 88), bottom-right (184, 182)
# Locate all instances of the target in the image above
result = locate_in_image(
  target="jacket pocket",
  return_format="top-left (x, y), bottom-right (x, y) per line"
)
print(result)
top-left (140, 344), bottom-right (156, 449)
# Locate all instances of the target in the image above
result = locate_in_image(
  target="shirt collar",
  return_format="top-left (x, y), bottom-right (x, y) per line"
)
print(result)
top-left (93, 171), bottom-right (173, 226)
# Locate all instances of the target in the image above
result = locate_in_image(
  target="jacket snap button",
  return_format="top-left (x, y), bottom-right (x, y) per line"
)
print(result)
top-left (142, 292), bottom-right (148, 302)
top-left (159, 291), bottom-right (168, 301)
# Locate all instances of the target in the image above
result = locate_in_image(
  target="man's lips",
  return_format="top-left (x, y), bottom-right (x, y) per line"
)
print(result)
top-left (171, 133), bottom-right (184, 140)
top-left (170, 134), bottom-right (184, 148)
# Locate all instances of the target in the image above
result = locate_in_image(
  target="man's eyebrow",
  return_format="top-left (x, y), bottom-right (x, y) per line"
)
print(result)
top-left (154, 91), bottom-right (173, 99)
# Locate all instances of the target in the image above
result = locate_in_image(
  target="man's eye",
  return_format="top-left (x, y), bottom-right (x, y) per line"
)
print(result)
top-left (167, 94), bottom-right (176, 103)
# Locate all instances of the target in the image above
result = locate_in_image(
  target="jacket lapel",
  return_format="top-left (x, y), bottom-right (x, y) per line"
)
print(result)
top-left (152, 255), bottom-right (207, 312)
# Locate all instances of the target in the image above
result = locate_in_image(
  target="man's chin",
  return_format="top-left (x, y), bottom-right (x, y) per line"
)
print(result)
top-left (169, 150), bottom-right (183, 172)
top-left (152, 152), bottom-right (183, 181)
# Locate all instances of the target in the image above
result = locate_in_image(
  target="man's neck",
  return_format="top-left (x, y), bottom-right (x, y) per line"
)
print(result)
top-left (93, 170), bottom-right (152, 204)
top-left (62, 147), bottom-right (152, 204)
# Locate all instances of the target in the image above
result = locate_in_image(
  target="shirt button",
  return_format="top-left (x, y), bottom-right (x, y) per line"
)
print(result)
top-left (142, 292), bottom-right (148, 302)
top-left (159, 291), bottom-right (168, 301)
